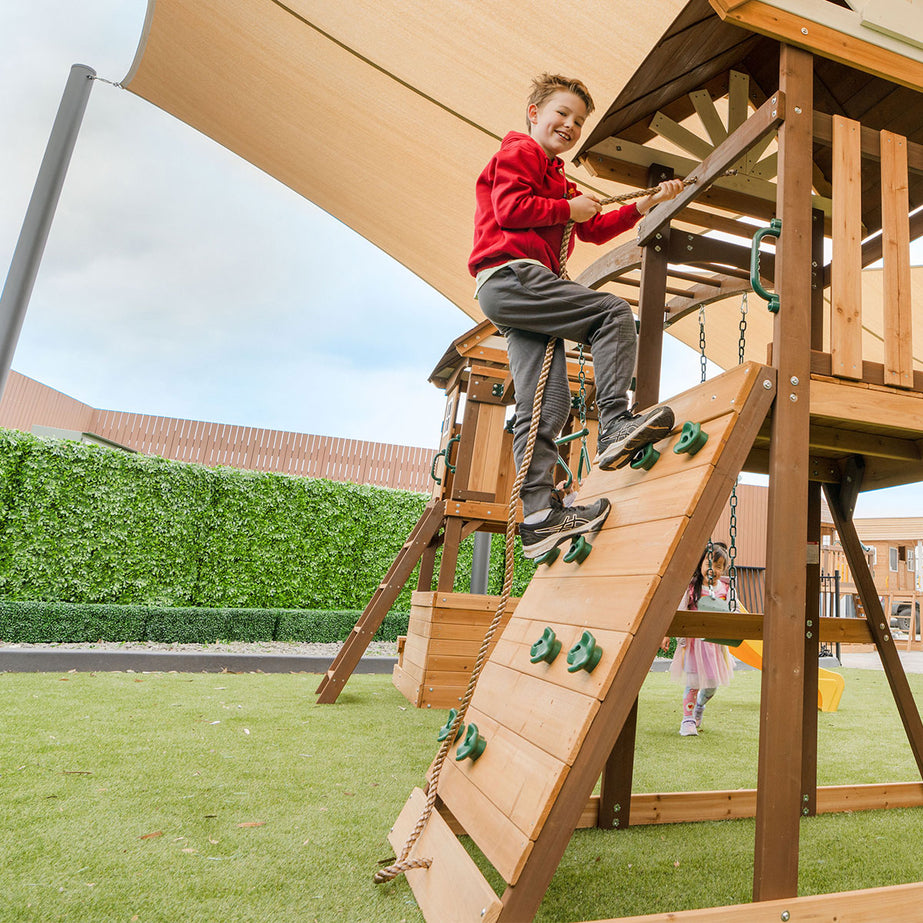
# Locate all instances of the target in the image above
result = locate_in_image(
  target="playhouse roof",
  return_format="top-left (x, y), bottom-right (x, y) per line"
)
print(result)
top-left (122, 0), bottom-right (686, 322)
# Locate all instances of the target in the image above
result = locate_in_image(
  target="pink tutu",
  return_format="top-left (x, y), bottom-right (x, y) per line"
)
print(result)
top-left (670, 576), bottom-right (734, 688)
top-left (670, 637), bottom-right (734, 688)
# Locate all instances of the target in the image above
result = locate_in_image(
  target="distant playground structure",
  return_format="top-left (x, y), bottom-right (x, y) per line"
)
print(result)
top-left (326, 3), bottom-right (923, 920)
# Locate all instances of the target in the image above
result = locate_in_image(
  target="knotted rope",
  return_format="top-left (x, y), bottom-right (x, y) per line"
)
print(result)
top-left (375, 173), bottom-right (708, 885)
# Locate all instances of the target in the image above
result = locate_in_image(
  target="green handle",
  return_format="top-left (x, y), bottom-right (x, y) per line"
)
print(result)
top-left (750, 218), bottom-right (781, 313)
top-left (437, 708), bottom-right (465, 742)
top-left (530, 627), bottom-right (562, 664)
top-left (567, 630), bottom-right (603, 674)
top-left (455, 723), bottom-right (487, 762)
top-left (430, 435), bottom-right (461, 484)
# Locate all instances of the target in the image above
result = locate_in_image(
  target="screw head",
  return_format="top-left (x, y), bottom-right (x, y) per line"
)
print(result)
top-left (763, 380), bottom-right (773, 389)
top-left (782, 912), bottom-right (791, 922)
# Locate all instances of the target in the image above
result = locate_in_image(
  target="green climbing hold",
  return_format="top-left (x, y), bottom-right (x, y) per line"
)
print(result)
top-left (567, 630), bottom-right (603, 674)
top-left (673, 421), bottom-right (709, 456)
top-left (530, 627), bottom-right (562, 665)
top-left (455, 723), bottom-right (487, 762)
top-left (563, 534), bottom-right (592, 564)
top-left (437, 708), bottom-right (465, 742)
top-left (535, 545), bottom-right (561, 566)
top-left (629, 442), bottom-right (661, 470)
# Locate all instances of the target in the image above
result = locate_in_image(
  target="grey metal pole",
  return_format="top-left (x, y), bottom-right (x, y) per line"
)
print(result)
top-left (470, 531), bottom-right (491, 595)
top-left (0, 63), bottom-right (96, 399)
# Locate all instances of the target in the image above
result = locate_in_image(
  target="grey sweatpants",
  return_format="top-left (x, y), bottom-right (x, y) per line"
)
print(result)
top-left (477, 263), bottom-right (637, 516)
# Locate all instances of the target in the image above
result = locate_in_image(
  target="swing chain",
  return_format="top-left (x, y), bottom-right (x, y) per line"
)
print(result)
top-left (727, 487), bottom-right (739, 611)
top-left (698, 304), bottom-right (708, 385)
top-left (738, 292), bottom-right (749, 366)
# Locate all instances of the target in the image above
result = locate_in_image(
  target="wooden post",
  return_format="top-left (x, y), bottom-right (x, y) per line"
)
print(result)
top-left (802, 482), bottom-right (821, 816)
top-left (753, 44), bottom-right (814, 902)
top-left (634, 164), bottom-right (673, 409)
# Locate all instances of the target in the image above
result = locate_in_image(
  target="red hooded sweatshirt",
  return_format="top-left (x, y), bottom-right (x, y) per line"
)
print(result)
top-left (468, 131), bottom-right (642, 278)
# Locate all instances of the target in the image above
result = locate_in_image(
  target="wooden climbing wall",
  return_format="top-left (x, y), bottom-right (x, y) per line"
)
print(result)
top-left (389, 361), bottom-right (777, 922)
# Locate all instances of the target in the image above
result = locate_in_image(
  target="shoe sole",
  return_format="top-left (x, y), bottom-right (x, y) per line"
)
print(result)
top-left (596, 407), bottom-right (675, 471)
top-left (521, 501), bottom-right (611, 560)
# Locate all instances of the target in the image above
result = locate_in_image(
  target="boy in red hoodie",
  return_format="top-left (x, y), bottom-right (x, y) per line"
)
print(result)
top-left (470, 73), bottom-right (683, 559)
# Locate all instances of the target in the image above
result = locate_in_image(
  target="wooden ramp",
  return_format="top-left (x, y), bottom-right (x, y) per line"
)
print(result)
top-left (387, 362), bottom-right (777, 923)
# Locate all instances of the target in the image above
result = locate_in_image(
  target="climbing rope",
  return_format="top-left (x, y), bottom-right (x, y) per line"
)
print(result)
top-left (376, 171), bottom-right (720, 886)
top-left (374, 333), bottom-right (556, 884)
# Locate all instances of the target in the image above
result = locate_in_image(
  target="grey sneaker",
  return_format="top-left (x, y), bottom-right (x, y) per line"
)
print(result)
top-left (679, 717), bottom-right (699, 737)
top-left (519, 496), bottom-right (611, 560)
top-left (595, 405), bottom-right (675, 470)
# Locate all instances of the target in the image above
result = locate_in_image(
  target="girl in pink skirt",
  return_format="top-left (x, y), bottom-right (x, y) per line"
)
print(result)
top-left (664, 542), bottom-right (735, 736)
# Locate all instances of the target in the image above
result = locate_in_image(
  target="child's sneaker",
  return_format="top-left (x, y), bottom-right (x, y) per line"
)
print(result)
top-left (595, 406), bottom-right (675, 470)
top-left (693, 704), bottom-right (705, 729)
top-left (679, 717), bottom-right (698, 737)
top-left (519, 496), bottom-right (610, 560)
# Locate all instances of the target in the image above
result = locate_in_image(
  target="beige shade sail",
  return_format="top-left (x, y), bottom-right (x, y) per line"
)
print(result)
top-left (122, 0), bottom-right (689, 323)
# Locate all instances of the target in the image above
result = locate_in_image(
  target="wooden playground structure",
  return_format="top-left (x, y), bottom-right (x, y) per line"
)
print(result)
top-left (324, 0), bottom-right (923, 918)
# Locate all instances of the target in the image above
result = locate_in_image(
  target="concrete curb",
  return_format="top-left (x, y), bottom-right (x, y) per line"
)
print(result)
top-left (0, 649), bottom-right (398, 675)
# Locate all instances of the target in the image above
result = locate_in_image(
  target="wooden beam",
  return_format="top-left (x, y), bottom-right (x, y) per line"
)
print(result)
top-left (813, 112), bottom-right (923, 175)
top-left (825, 481), bottom-right (923, 779)
top-left (635, 164), bottom-right (674, 408)
top-left (810, 351), bottom-right (923, 394)
top-left (667, 611), bottom-right (874, 643)
top-left (591, 882), bottom-right (923, 922)
top-left (712, 0), bottom-right (923, 93)
top-left (637, 92), bottom-right (786, 246)
top-left (753, 43), bottom-right (813, 904)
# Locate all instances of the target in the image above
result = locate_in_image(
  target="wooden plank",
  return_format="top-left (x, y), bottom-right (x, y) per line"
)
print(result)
top-left (880, 130), bottom-right (914, 389)
top-left (490, 617), bottom-right (632, 704)
top-left (575, 781), bottom-right (923, 832)
top-left (429, 762), bottom-right (534, 886)
top-left (508, 575), bottom-right (660, 633)
top-left (391, 663), bottom-right (423, 707)
top-left (442, 706), bottom-right (569, 841)
top-left (810, 378), bottom-right (923, 436)
top-left (467, 660), bottom-right (600, 767)
top-left (752, 43), bottom-right (814, 902)
top-left (830, 115), bottom-right (863, 381)
top-left (588, 882), bottom-right (923, 922)
top-left (387, 787), bottom-right (501, 923)
top-left (467, 401), bottom-right (507, 496)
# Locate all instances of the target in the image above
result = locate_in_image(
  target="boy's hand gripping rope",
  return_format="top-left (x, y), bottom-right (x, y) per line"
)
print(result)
top-left (374, 172), bottom-right (715, 885)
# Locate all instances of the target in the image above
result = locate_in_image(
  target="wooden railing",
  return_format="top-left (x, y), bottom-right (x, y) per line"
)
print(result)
top-left (829, 115), bottom-right (919, 387)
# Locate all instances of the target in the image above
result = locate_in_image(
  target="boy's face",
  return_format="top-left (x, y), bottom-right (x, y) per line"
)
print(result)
top-left (528, 90), bottom-right (587, 159)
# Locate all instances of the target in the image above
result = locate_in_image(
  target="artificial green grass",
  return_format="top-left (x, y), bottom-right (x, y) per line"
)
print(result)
top-left (1, 667), bottom-right (922, 922)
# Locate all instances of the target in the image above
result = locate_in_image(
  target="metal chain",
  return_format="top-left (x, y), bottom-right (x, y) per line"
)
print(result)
top-left (698, 304), bottom-right (708, 384)
top-left (727, 291), bottom-right (748, 612)
top-left (738, 291), bottom-right (749, 366)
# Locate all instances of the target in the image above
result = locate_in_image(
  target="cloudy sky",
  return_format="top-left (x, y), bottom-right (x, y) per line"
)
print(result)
top-left (1, 1), bottom-right (921, 518)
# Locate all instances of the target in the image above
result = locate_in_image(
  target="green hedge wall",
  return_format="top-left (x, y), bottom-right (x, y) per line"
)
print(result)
top-left (0, 429), bottom-right (534, 614)
top-left (0, 600), bottom-right (409, 644)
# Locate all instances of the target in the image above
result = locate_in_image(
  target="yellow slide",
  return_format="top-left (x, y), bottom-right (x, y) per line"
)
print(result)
top-left (734, 640), bottom-right (845, 712)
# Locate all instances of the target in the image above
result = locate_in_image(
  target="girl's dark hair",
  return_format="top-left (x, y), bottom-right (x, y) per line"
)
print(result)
top-left (690, 542), bottom-right (729, 605)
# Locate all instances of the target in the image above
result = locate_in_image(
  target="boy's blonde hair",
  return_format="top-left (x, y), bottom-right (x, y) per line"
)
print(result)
top-left (527, 73), bottom-right (595, 129)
